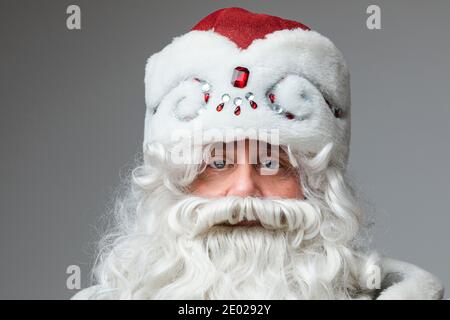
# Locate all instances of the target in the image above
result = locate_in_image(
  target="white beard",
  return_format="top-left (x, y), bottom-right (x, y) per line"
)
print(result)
top-left (93, 190), bottom-right (376, 300)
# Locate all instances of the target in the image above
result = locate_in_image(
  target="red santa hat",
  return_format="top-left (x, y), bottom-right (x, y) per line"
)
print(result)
top-left (143, 7), bottom-right (351, 168)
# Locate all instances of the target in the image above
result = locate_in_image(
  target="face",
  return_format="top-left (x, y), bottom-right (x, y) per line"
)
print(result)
top-left (94, 140), bottom-right (365, 299)
top-left (189, 140), bottom-right (304, 199)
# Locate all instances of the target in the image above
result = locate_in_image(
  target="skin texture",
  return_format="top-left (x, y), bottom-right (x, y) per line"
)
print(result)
top-left (189, 140), bottom-right (304, 199)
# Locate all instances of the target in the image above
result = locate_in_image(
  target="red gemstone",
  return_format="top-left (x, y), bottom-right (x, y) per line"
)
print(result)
top-left (231, 66), bottom-right (249, 88)
top-left (204, 92), bottom-right (210, 103)
top-left (269, 93), bottom-right (276, 103)
top-left (216, 103), bottom-right (224, 112)
top-left (249, 100), bottom-right (257, 109)
top-left (234, 106), bottom-right (241, 115)
top-left (285, 112), bottom-right (295, 120)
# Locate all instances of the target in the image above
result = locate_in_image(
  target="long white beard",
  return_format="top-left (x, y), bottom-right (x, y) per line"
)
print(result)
top-left (93, 191), bottom-right (376, 300)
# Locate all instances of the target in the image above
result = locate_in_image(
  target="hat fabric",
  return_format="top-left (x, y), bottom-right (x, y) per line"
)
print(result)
top-left (143, 7), bottom-right (351, 167)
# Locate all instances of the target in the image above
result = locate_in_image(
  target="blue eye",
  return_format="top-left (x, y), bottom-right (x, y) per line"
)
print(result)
top-left (210, 160), bottom-right (226, 169)
top-left (261, 159), bottom-right (279, 169)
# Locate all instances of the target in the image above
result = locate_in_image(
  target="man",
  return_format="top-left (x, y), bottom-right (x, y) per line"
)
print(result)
top-left (73, 7), bottom-right (444, 299)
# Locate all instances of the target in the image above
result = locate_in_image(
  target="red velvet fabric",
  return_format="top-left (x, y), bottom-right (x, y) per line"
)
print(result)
top-left (192, 7), bottom-right (310, 49)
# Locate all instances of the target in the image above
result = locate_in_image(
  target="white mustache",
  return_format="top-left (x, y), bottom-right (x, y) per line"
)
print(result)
top-left (167, 196), bottom-right (322, 239)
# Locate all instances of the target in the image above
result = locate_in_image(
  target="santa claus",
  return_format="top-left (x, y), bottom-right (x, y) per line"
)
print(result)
top-left (73, 7), bottom-right (444, 300)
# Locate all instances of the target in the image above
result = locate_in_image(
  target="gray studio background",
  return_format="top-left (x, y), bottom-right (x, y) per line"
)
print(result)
top-left (1, 0), bottom-right (449, 299)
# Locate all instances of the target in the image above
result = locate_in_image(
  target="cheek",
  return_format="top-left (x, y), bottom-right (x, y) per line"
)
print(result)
top-left (189, 172), bottom-right (230, 197)
top-left (190, 183), bottom-right (220, 197)
top-left (258, 175), bottom-right (303, 199)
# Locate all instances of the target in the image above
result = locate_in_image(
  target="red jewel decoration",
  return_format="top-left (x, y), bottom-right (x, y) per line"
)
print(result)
top-left (234, 106), bottom-right (241, 115)
top-left (204, 92), bottom-right (210, 103)
top-left (216, 103), bottom-right (224, 112)
top-left (285, 112), bottom-right (295, 120)
top-left (231, 66), bottom-right (250, 88)
top-left (249, 100), bottom-right (257, 109)
top-left (269, 93), bottom-right (276, 103)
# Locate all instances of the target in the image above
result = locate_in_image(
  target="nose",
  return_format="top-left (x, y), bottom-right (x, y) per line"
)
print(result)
top-left (225, 163), bottom-right (262, 197)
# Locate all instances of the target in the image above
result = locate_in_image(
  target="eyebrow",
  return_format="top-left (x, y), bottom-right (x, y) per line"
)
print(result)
top-left (208, 142), bottom-right (292, 165)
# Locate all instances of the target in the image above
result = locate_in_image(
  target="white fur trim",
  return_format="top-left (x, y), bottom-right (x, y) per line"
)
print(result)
top-left (377, 257), bottom-right (444, 300)
top-left (144, 28), bottom-right (350, 166)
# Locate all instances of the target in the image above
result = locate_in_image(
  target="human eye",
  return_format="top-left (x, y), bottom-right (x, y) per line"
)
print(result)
top-left (260, 158), bottom-right (279, 170)
top-left (256, 157), bottom-right (281, 175)
top-left (208, 158), bottom-right (232, 170)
